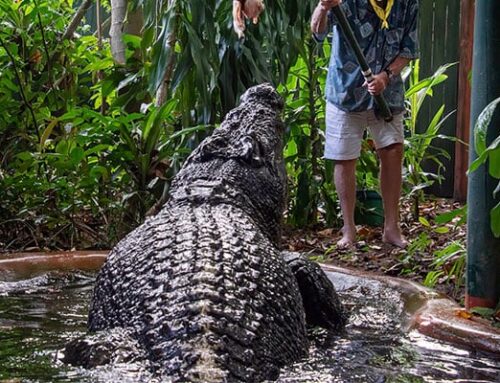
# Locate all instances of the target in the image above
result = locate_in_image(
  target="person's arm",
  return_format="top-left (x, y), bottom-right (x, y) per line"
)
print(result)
top-left (311, 0), bottom-right (342, 41)
top-left (233, 0), bottom-right (265, 39)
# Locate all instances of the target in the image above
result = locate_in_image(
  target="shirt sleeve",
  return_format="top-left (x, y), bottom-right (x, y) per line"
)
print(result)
top-left (313, 9), bottom-right (336, 42)
top-left (399, 0), bottom-right (420, 59)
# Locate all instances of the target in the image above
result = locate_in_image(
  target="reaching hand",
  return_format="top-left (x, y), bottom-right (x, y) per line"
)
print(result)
top-left (233, 0), bottom-right (265, 39)
top-left (363, 72), bottom-right (389, 96)
top-left (243, 0), bottom-right (265, 22)
top-left (319, 0), bottom-right (342, 12)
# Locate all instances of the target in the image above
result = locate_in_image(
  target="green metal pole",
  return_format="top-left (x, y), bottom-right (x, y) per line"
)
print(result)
top-left (466, 0), bottom-right (500, 309)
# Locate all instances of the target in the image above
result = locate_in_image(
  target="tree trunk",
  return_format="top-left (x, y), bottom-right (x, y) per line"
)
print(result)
top-left (62, 0), bottom-right (94, 41)
top-left (110, 0), bottom-right (127, 64)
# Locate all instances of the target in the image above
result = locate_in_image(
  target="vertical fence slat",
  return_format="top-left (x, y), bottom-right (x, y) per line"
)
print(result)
top-left (417, 0), bottom-right (460, 198)
top-left (454, 0), bottom-right (475, 202)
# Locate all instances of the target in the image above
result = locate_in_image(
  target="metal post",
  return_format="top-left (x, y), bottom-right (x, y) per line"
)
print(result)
top-left (466, 0), bottom-right (500, 309)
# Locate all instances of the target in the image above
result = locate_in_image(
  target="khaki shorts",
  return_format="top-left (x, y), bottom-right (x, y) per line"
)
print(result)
top-left (324, 102), bottom-right (405, 160)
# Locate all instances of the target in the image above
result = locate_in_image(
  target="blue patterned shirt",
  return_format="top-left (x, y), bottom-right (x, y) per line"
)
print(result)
top-left (315, 0), bottom-right (420, 113)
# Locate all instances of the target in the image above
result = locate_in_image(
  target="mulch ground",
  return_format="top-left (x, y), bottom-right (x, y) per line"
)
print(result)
top-left (282, 198), bottom-right (467, 303)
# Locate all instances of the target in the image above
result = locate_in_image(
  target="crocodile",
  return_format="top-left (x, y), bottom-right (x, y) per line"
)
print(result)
top-left (63, 84), bottom-right (346, 382)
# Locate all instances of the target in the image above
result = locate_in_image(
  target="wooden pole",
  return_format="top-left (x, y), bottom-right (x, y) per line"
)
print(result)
top-left (454, 0), bottom-right (475, 201)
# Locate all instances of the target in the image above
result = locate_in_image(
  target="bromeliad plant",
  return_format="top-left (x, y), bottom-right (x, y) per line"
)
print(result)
top-left (403, 60), bottom-right (458, 220)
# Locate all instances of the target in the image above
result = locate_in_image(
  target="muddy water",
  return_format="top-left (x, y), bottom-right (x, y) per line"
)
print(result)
top-left (0, 269), bottom-right (499, 382)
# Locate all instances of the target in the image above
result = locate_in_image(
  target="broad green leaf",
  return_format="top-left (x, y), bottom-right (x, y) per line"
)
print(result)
top-left (122, 34), bottom-right (142, 49)
top-left (84, 144), bottom-right (112, 157)
top-left (82, 57), bottom-right (114, 72)
top-left (488, 147), bottom-right (500, 179)
top-left (285, 139), bottom-right (298, 158)
top-left (40, 118), bottom-right (59, 149)
top-left (435, 206), bottom-right (466, 224)
top-left (491, 202), bottom-right (500, 238)
top-left (474, 96), bottom-right (500, 155)
top-left (90, 165), bottom-right (109, 181)
top-left (149, 3), bottom-right (177, 94)
top-left (434, 226), bottom-right (450, 234)
top-left (70, 146), bottom-right (85, 164)
top-left (16, 151), bottom-right (33, 161)
top-left (470, 307), bottom-right (495, 318)
top-left (469, 135), bottom-right (500, 174)
top-left (55, 140), bottom-right (69, 155)
top-left (419, 216), bottom-right (431, 227)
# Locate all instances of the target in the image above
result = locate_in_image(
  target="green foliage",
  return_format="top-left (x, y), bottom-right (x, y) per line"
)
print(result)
top-left (470, 304), bottom-right (500, 328)
top-left (130, 0), bottom-right (316, 122)
top-left (0, 0), bottom-right (192, 248)
top-left (0, 0), bottom-right (469, 261)
top-left (429, 241), bottom-right (466, 294)
top-left (469, 96), bottom-right (500, 237)
top-left (281, 40), bottom-right (340, 227)
top-left (0, 0), bottom-right (326, 249)
top-left (403, 60), bottom-right (457, 219)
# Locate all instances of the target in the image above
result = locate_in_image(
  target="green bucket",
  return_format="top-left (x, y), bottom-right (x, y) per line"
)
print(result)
top-left (355, 190), bottom-right (384, 227)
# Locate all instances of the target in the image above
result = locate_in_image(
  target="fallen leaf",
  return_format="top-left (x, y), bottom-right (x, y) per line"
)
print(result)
top-left (455, 309), bottom-right (473, 319)
top-left (317, 228), bottom-right (335, 237)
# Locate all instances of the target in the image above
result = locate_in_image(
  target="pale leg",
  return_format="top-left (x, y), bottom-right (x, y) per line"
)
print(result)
top-left (334, 159), bottom-right (357, 248)
top-left (377, 143), bottom-right (407, 248)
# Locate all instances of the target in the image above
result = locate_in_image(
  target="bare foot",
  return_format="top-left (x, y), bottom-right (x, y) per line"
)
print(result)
top-left (382, 227), bottom-right (408, 249)
top-left (337, 226), bottom-right (356, 249)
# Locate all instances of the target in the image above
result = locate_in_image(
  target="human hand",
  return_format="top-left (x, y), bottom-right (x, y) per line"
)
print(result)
top-left (233, 0), bottom-right (265, 39)
top-left (319, 0), bottom-right (342, 12)
top-left (243, 0), bottom-right (265, 22)
top-left (363, 72), bottom-right (389, 96)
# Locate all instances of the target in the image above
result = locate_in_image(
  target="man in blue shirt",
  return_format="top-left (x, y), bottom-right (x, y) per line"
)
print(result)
top-left (311, 0), bottom-right (419, 248)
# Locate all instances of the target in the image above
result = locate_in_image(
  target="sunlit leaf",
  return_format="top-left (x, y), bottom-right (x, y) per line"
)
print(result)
top-left (474, 96), bottom-right (500, 155)
top-left (435, 207), bottom-right (466, 224)
top-left (418, 216), bottom-right (431, 227)
top-left (433, 226), bottom-right (450, 234)
top-left (40, 118), bottom-right (59, 149)
top-left (491, 202), bottom-right (500, 238)
top-left (488, 147), bottom-right (500, 179)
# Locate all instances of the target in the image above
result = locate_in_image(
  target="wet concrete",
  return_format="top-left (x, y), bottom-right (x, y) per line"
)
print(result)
top-left (0, 251), bottom-right (108, 280)
top-left (321, 264), bottom-right (500, 355)
top-left (1, 251), bottom-right (499, 355)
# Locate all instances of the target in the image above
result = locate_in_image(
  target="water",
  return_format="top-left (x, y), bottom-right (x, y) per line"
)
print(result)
top-left (0, 270), bottom-right (499, 382)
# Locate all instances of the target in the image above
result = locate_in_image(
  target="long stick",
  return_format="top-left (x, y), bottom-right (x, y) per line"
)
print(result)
top-left (331, 5), bottom-right (393, 122)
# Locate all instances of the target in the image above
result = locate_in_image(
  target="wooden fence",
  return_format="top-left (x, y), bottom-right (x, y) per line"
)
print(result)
top-left (417, 0), bottom-right (473, 200)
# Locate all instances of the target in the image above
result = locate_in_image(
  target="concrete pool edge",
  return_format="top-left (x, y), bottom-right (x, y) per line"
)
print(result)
top-left (1, 252), bottom-right (499, 354)
top-left (321, 264), bottom-right (500, 355)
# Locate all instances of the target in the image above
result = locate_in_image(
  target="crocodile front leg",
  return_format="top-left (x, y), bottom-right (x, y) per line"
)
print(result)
top-left (282, 251), bottom-right (348, 332)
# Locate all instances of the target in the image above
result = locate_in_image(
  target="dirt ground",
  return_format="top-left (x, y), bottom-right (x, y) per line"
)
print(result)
top-left (282, 198), bottom-right (468, 303)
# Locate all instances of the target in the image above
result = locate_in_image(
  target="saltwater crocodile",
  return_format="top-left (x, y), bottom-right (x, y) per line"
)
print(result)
top-left (63, 84), bottom-right (346, 382)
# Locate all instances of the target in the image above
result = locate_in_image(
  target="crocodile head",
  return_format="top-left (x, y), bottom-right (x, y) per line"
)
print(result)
top-left (170, 83), bottom-right (287, 244)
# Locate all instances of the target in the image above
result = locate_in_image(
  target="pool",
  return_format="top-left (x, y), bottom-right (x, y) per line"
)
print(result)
top-left (1, 253), bottom-right (499, 382)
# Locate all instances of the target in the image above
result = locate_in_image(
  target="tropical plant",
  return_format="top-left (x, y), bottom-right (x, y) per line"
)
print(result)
top-left (403, 60), bottom-right (458, 220)
top-left (281, 38), bottom-right (340, 227)
top-left (1, 0), bottom-right (330, 249)
top-left (468, 96), bottom-right (500, 237)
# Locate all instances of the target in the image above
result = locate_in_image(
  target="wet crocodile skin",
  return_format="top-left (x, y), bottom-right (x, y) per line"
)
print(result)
top-left (64, 84), bottom-right (345, 382)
